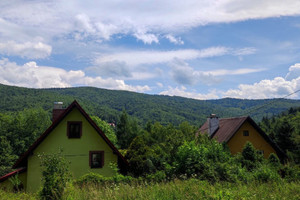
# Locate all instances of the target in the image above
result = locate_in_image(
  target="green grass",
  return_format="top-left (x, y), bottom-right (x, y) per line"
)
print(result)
top-left (1, 179), bottom-right (300, 200)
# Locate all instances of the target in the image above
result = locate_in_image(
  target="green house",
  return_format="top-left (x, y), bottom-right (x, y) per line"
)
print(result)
top-left (0, 100), bottom-right (128, 192)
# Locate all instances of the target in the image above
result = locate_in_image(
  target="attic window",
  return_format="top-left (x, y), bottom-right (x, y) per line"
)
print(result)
top-left (67, 121), bottom-right (82, 138)
top-left (243, 130), bottom-right (249, 136)
top-left (89, 151), bottom-right (104, 168)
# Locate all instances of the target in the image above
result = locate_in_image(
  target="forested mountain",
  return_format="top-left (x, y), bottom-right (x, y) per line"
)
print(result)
top-left (1, 83), bottom-right (300, 126)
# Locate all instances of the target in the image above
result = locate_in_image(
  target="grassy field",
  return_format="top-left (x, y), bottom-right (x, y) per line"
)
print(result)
top-left (1, 179), bottom-right (300, 200)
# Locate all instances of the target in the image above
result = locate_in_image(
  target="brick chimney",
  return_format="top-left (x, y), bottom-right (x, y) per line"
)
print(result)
top-left (208, 114), bottom-right (219, 136)
top-left (52, 102), bottom-right (65, 122)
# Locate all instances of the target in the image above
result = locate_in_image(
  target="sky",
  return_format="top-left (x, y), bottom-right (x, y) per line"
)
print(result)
top-left (1, 0), bottom-right (300, 100)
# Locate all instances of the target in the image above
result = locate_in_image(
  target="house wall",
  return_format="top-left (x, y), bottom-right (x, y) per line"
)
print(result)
top-left (26, 108), bottom-right (117, 193)
top-left (227, 121), bottom-right (276, 159)
top-left (0, 171), bottom-right (27, 191)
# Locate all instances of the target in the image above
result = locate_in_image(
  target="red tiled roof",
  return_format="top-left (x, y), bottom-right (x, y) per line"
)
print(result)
top-left (0, 168), bottom-right (26, 183)
top-left (13, 100), bottom-right (128, 169)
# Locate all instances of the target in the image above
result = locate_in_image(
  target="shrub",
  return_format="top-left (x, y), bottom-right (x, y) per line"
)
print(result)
top-left (76, 172), bottom-right (108, 185)
top-left (241, 142), bottom-right (263, 170)
top-left (38, 150), bottom-right (71, 200)
top-left (268, 153), bottom-right (281, 168)
top-left (279, 164), bottom-right (300, 182)
top-left (253, 165), bottom-right (281, 183)
top-left (76, 172), bottom-right (133, 186)
top-left (145, 171), bottom-right (166, 182)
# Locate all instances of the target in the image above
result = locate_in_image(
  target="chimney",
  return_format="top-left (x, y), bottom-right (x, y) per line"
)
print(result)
top-left (208, 114), bottom-right (219, 136)
top-left (52, 102), bottom-right (65, 122)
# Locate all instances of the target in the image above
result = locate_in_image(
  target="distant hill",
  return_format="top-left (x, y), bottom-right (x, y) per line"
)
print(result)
top-left (1, 83), bottom-right (300, 126)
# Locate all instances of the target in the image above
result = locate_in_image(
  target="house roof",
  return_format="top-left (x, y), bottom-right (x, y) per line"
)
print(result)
top-left (0, 167), bottom-right (26, 183)
top-left (13, 100), bottom-right (128, 169)
top-left (198, 116), bottom-right (285, 159)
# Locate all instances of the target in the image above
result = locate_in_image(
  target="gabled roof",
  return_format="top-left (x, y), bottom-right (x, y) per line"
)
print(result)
top-left (13, 100), bottom-right (128, 169)
top-left (198, 116), bottom-right (285, 159)
top-left (199, 116), bottom-right (248, 143)
top-left (0, 168), bottom-right (26, 183)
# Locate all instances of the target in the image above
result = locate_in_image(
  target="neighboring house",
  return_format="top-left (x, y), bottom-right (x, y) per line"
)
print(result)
top-left (197, 115), bottom-right (285, 160)
top-left (0, 100), bottom-right (128, 192)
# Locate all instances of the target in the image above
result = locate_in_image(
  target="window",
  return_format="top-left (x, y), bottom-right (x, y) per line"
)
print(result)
top-left (89, 151), bottom-right (104, 168)
top-left (243, 130), bottom-right (249, 136)
top-left (67, 121), bottom-right (82, 138)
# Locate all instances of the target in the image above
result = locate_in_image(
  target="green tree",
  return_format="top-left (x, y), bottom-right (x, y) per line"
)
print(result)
top-left (241, 142), bottom-right (263, 170)
top-left (91, 116), bottom-right (118, 147)
top-left (125, 136), bottom-right (153, 176)
top-left (0, 136), bottom-right (17, 176)
top-left (116, 110), bottom-right (140, 149)
top-left (274, 118), bottom-right (295, 153)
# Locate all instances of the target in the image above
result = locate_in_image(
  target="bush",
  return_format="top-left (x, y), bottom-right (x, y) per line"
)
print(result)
top-left (76, 173), bottom-right (108, 185)
top-left (241, 142), bottom-right (263, 171)
top-left (253, 165), bottom-right (281, 183)
top-left (268, 153), bottom-right (281, 167)
top-left (145, 171), bottom-right (166, 182)
top-left (38, 150), bottom-right (71, 200)
top-left (279, 164), bottom-right (300, 182)
top-left (76, 172), bottom-right (133, 186)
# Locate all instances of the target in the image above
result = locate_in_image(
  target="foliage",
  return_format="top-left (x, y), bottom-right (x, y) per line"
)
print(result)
top-left (268, 153), bottom-right (280, 167)
top-left (9, 174), bottom-right (23, 192)
top-left (279, 164), bottom-right (300, 182)
top-left (38, 150), bottom-right (71, 200)
top-left (91, 116), bottom-right (118, 147)
top-left (0, 108), bottom-right (51, 176)
top-left (75, 172), bottom-right (133, 186)
top-left (174, 138), bottom-right (237, 182)
top-left (252, 165), bottom-right (281, 183)
top-left (0, 136), bottom-right (16, 176)
top-left (260, 107), bottom-right (300, 164)
top-left (116, 110), bottom-right (140, 149)
top-left (241, 142), bottom-right (263, 171)
top-left (1, 83), bottom-right (300, 126)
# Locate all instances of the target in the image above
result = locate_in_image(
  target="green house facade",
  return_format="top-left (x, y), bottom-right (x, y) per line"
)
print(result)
top-left (0, 101), bottom-right (128, 193)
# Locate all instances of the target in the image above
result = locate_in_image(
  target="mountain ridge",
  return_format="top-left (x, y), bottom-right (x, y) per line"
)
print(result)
top-left (1, 83), bottom-right (300, 126)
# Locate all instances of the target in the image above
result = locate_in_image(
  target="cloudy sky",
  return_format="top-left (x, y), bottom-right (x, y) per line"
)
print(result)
top-left (1, 0), bottom-right (300, 99)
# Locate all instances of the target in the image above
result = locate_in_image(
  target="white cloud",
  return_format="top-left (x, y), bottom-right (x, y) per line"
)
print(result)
top-left (232, 47), bottom-right (257, 56)
top-left (207, 68), bottom-right (265, 76)
top-left (161, 63), bottom-right (300, 100)
top-left (94, 47), bottom-right (229, 66)
top-left (0, 41), bottom-right (52, 59)
top-left (169, 59), bottom-right (219, 85)
top-left (0, 58), bottom-right (150, 92)
top-left (165, 34), bottom-right (184, 45)
top-left (160, 86), bottom-right (219, 100)
top-left (285, 63), bottom-right (300, 81)
top-left (169, 58), bottom-right (264, 86)
top-left (1, 1), bottom-right (300, 46)
top-left (156, 82), bottom-right (163, 88)
top-left (134, 31), bottom-right (159, 44)
top-left (222, 64), bottom-right (300, 99)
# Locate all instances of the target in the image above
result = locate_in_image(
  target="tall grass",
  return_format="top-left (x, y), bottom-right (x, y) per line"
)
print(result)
top-left (2, 179), bottom-right (299, 200)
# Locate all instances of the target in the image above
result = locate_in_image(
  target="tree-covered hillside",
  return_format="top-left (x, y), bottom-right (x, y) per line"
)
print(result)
top-left (259, 107), bottom-right (300, 164)
top-left (1, 83), bottom-right (300, 126)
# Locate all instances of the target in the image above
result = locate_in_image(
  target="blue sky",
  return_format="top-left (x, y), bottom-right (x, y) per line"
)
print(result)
top-left (1, 0), bottom-right (300, 99)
